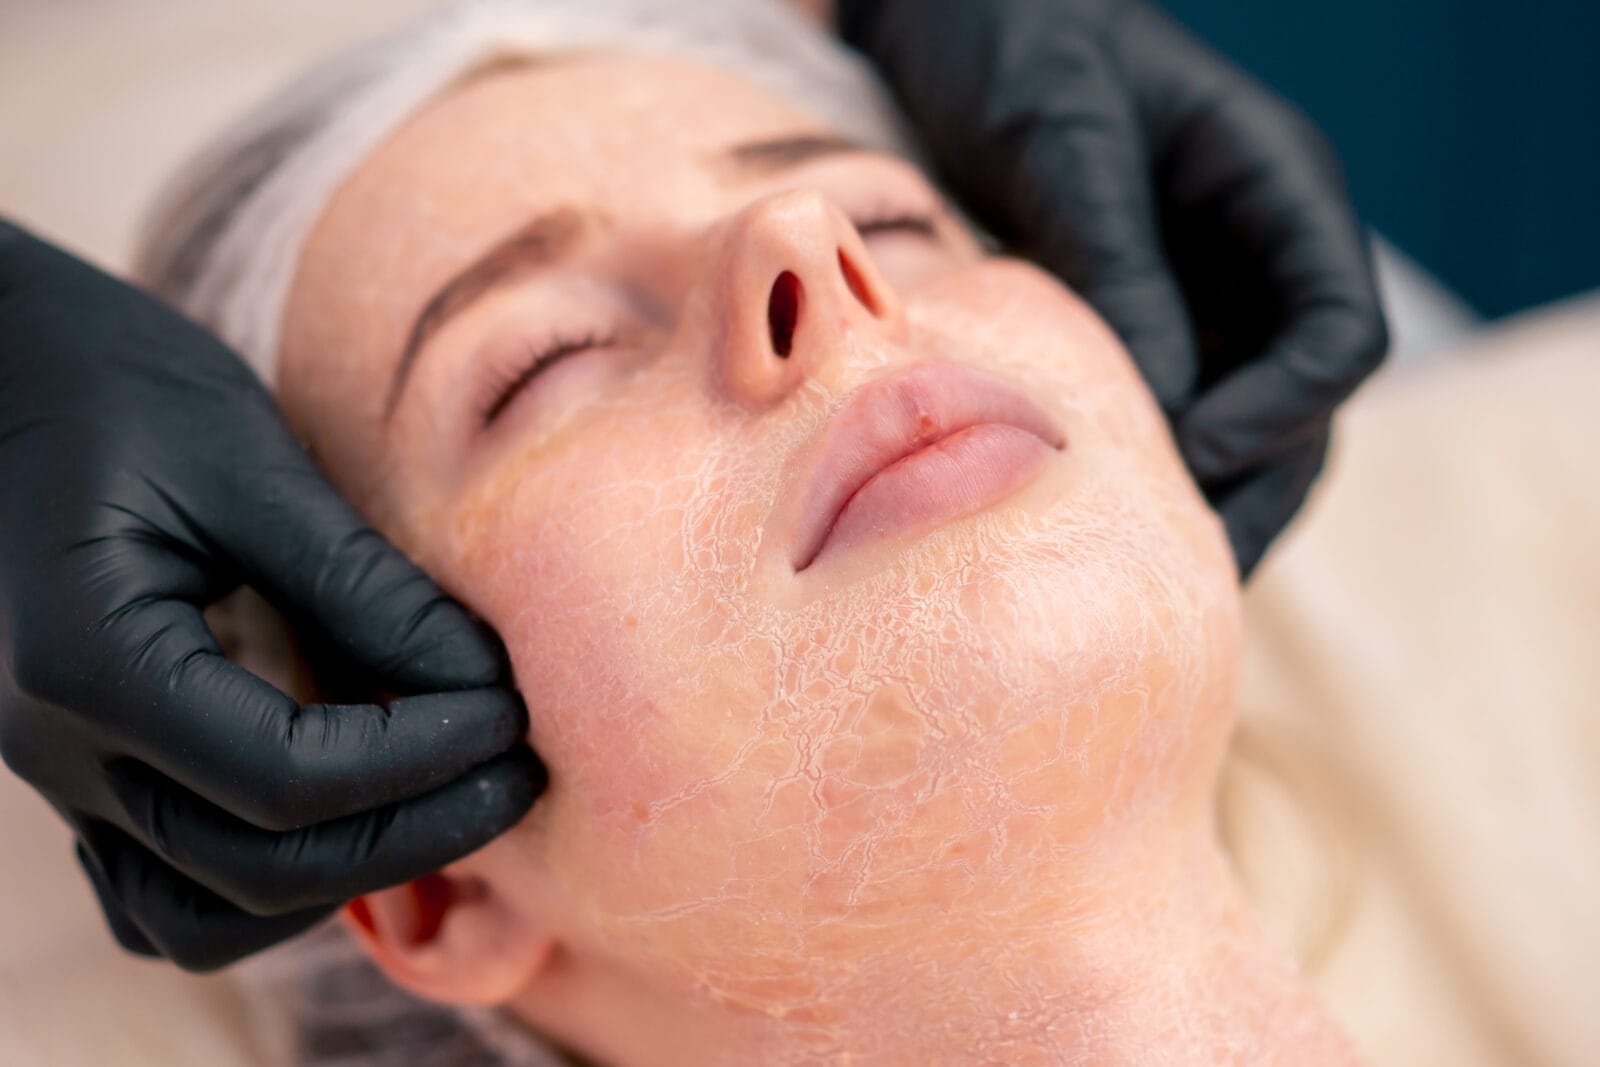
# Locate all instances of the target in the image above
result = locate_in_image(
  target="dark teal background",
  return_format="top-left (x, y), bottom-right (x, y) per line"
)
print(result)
top-left (1161, 0), bottom-right (1600, 317)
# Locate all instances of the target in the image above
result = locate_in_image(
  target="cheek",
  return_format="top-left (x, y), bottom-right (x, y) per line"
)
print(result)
top-left (442, 415), bottom-right (737, 814)
top-left (429, 363), bottom-right (816, 849)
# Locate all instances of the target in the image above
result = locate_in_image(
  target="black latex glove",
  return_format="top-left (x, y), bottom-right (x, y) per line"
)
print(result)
top-left (840, 0), bottom-right (1389, 575)
top-left (0, 221), bottom-right (545, 971)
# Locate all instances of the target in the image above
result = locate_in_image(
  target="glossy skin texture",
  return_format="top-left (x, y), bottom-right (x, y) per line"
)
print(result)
top-left (281, 56), bottom-right (1257, 1060)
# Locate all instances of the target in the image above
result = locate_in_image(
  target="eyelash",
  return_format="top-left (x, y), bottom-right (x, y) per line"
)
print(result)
top-left (852, 208), bottom-right (939, 239)
top-left (479, 328), bottom-right (616, 427)
top-left (477, 208), bottom-right (940, 428)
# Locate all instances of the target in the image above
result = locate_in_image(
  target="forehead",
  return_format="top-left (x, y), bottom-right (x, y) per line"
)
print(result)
top-left (302, 53), bottom-right (827, 297)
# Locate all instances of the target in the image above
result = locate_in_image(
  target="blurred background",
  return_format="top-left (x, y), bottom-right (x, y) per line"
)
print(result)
top-left (1164, 0), bottom-right (1600, 318)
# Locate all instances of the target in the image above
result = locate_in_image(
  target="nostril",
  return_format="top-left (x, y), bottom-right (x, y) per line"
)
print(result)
top-left (838, 249), bottom-right (879, 316)
top-left (768, 270), bottom-right (803, 357)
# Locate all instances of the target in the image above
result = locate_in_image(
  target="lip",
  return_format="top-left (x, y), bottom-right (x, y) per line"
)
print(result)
top-left (790, 362), bottom-right (1066, 571)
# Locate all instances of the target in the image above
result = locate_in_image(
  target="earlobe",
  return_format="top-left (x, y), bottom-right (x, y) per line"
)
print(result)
top-left (342, 869), bottom-right (554, 1006)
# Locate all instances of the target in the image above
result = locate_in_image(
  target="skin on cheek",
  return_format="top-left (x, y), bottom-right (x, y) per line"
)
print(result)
top-left (438, 389), bottom-right (760, 824)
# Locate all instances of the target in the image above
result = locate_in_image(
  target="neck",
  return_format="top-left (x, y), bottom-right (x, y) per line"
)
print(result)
top-left (521, 824), bottom-right (1360, 1067)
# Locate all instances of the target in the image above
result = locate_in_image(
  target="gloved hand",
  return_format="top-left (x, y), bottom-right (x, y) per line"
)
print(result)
top-left (840, 0), bottom-right (1389, 575)
top-left (0, 221), bottom-right (544, 971)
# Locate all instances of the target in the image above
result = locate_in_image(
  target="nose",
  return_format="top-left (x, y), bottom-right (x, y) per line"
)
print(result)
top-left (706, 191), bottom-right (903, 407)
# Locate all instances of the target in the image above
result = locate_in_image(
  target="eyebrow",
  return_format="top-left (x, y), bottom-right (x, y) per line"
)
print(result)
top-left (383, 133), bottom-right (871, 421)
top-left (719, 132), bottom-right (870, 177)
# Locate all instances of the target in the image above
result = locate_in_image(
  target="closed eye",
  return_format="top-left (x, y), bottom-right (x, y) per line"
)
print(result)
top-left (853, 212), bottom-right (939, 239)
top-left (480, 329), bottom-right (617, 427)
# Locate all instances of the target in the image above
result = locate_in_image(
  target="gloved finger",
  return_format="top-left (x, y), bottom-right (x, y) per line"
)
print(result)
top-left (1205, 429), bottom-right (1329, 579)
top-left (1023, 117), bottom-right (1200, 412)
top-left (75, 841), bottom-right (160, 957)
top-left (1122, 6), bottom-right (1386, 481)
top-left (200, 440), bottom-right (508, 694)
top-left (1002, 59), bottom-right (1198, 409)
top-left (77, 825), bottom-right (334, 972)
top-left (1175, 291), bottom-right (1383, 482)
top-left (106, 597), bottom-right (528, 831)
top-left (847, 0), bottom-right (1199, 407)
top-left (103, 746), bottom-right (544, 915)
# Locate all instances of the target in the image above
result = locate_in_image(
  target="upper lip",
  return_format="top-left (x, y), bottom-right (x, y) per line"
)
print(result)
top-left (789, 361), bottom-right (1066, 570)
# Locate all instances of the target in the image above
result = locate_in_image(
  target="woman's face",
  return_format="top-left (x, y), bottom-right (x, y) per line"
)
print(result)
top-left (280, 55), bottom-right (1241, 1012)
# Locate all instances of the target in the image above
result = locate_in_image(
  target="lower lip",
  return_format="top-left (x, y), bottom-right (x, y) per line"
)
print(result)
top-left (808, 423), bottom-right (1056, 568)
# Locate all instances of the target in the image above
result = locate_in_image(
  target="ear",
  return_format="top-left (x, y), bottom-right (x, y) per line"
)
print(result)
top-left (342, 868), bottom-right (555, 1006)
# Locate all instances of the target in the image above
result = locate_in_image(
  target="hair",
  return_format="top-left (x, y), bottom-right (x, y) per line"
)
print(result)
top-left (141, 3), bottom-right (1357, 1062)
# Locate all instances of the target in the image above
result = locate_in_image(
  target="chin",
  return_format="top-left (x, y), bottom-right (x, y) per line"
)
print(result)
top-left (916, 479), bottom-right (1241, 819)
